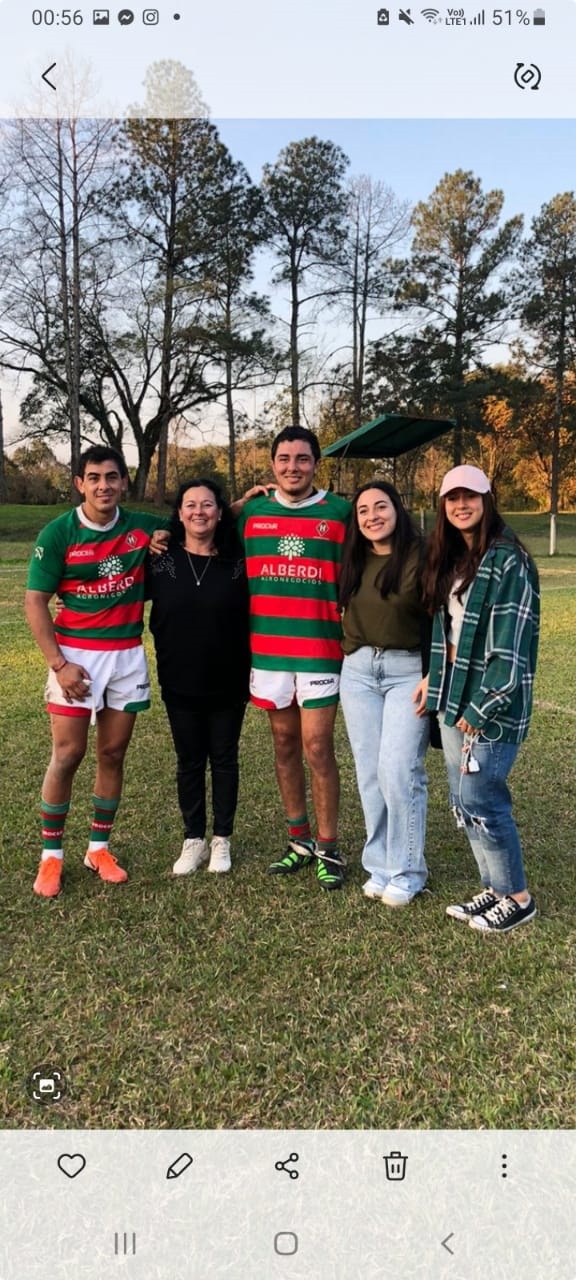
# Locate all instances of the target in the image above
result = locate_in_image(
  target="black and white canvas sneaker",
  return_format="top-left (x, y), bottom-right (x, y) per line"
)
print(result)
top-left (446, 889), bottom-right (498, 922)
top-left (468, 894), bottom-right (537, 933)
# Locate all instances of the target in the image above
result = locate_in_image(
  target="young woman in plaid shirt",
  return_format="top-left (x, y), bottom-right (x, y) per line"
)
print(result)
top-left (417, 465), bottom-right (540, 934)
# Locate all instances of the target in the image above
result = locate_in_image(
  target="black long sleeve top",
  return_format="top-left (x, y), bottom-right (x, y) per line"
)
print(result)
top-left (148, 541), bottom-right (250, 704)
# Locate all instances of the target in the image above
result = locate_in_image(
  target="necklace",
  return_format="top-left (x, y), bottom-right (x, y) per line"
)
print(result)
top-left (185, 550), bottom-right (213, 587)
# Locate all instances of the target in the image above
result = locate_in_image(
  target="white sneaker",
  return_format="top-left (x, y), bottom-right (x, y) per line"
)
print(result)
top-left (172, 838), bottom-right (209, 876)
top-left (362, 880), bottom-right (387, 900)
top-left (208, 836), bottom-right (231, 873)
top-left (380, 885), bottom-right (416, 908)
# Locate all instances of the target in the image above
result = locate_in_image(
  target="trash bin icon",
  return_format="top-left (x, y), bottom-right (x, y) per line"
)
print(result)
top-left (384, 1151), bottom-right (407, 1181)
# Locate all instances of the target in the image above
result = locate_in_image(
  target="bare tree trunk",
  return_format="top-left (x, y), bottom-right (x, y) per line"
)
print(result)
top-left (155, 157), bottom-right (178, 506)
top-left (452, 264), bottom-right (466, 465)
top-left (550, 292), bottom-right (566, 526)
top-left (289, 250), bottom-right (300, 425)
top-left (55, 120), bottom-right (82, 495)
top-left (0, 389), bottom-right (7, 502)
top-left (356, 211), bottom-right (371, 431)
top-left (70, 123), bottom-right (82, 482)
top-left (132, 440), bottom-right (157, 501)
top-left (351, 215), bottom-right (361, 432)
top-left (224, 290), bottom-right (237, 496)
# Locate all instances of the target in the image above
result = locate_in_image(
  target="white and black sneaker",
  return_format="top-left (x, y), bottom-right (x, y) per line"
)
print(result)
top-left (446, 889), bottom-right (498, 922)
top-left (468, 894), bottom-right (537, 934)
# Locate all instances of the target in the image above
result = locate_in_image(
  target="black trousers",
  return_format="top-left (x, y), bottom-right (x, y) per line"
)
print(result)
top-left (164, 697), bottom-right (247, 839)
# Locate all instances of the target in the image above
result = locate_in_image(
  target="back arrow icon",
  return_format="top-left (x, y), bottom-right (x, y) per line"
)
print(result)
top-left (441, 1233), bottom-right (455, 1255)
top-left (42, 63), bottom-right (57, 91)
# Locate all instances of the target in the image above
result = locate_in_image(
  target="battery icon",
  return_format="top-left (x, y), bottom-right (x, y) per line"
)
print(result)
top-left (533, 8), bottom-right (545, 23)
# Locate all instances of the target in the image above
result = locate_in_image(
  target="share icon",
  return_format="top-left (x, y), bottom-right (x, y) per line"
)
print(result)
top-left (275, 1152), bottom-right (299, 1179)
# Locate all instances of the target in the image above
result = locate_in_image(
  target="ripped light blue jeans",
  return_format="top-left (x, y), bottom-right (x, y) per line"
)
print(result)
top-left (340, 647), bottom-right (429, 897)
top-left (438, 715), bottom-right (527, 895)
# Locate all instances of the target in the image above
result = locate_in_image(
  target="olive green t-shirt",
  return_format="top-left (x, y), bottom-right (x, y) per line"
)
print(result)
top-left (341, 546), bottom-right (423, 654)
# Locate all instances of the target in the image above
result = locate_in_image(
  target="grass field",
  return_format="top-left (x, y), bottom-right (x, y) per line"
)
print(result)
top-left (1, 506), bottom-right (575, 1130)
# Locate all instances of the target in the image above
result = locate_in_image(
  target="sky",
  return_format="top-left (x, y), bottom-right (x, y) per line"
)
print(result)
top-left (217, 118), bottom-right (576, 227)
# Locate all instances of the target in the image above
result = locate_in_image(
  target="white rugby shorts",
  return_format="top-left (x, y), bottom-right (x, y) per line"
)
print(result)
top-left (249, 667), bottom-right (340, 710)
top-left (45, 644), bottom-right (151, 720)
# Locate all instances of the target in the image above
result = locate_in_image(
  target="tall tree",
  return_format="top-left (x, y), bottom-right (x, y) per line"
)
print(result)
top-left (125, 62), bottom-right (210, 502)
top-left (519, 192), bottom-right (576, 542)
top-left (129, 59), bottom-right (209, 120)
top-left (114, 67), bottom-right (277, 500)
top-left (181, 151), bottom-right (279, 497)
top-left (262, 137), bottom-right (349, 425)
top-left (333, 176), bottom-right (410, 431)
top-left (395, 169), bottom-right (523, 463)
top-left (0, 116), bottom-right (116, 493)
top-left (0, 67), bottom-right (271, 501)
top-left (0, 117), bottom-right (115, 490)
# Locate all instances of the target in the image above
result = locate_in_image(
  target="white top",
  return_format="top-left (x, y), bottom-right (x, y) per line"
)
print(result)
top-left (447, 577), bottom-right (470, 650)
top-left (273, 488), bottom-right (327, 509)
top-left (78, 506), bottom-right (120, 533)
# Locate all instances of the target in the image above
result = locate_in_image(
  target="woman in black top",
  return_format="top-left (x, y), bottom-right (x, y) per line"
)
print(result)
top-left (148, 479), bottom-right (250, 875)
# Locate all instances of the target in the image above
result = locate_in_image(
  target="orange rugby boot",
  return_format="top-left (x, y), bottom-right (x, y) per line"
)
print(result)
top-left (33, 856), bottom-right (63, 898)
top-left (84, 848), bottom-right (128, 883)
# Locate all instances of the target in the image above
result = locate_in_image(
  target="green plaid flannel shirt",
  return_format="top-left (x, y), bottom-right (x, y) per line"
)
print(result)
top-left (426, 533), bottom-right (540, 743)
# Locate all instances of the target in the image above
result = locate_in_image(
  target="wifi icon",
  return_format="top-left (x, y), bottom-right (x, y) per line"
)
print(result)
top-left (421, 6), bottom-right (441, 20)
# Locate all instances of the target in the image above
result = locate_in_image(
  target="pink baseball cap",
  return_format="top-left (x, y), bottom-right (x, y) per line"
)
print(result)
top-left (440, 465), bottom-right (491, 497)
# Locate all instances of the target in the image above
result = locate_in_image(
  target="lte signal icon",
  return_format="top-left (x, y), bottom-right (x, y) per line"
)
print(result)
top-left (377, 8), bottom-right (390, 22)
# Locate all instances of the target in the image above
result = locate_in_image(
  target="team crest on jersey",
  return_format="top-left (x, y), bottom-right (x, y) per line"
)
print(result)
top-left (125, 533), bottom-right (138, 548)
top-left (99, 555), bottom-right (123, 578)
top-left (316, 521), bottom-right (329, 536)
top-left (278, 534), bottom-right (305, 560)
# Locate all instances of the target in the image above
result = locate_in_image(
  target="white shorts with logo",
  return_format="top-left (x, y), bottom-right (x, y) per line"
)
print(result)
top-left (45, 644), bottom-right (151, 720)
top-left (250, 667), bottom-right (340, 710)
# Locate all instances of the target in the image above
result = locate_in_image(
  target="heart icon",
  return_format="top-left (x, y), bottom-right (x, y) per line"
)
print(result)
top-left (57, 1154), bottom-right (86, 1179)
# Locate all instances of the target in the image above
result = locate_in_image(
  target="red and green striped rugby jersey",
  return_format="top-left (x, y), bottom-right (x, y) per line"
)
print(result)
top-left (238, 490), bottom-right (351, 672)
top-left (27, 506), bottom-right (167, 650)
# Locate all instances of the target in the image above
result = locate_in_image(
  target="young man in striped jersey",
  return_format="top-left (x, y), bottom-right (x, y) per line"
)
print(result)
top-left (25, 445), bottom-right (166, 898)
top-left (237, 427), bottom-right (351, 889)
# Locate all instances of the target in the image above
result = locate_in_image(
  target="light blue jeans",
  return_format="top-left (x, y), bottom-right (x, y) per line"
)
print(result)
top-left (340, 647), bottom-right (429, 896)
top-left (439, 715), bottom-right (527, 895)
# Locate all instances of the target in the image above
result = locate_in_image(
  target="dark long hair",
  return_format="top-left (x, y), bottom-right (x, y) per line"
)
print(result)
top-left (169, 478), bottom-right (241, 558)
top-left (338, 481), bottom-right (422, 611)
top-left (420, 491), bottom-right (529, 614)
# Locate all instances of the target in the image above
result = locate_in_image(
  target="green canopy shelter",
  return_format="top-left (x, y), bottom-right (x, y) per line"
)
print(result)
top-left (321, 412), bottom-right (456, 499)
top-left (322, 412), bottom-right (455, 462)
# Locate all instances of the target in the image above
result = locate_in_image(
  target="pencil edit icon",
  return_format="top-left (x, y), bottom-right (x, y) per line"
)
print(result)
top-left (166, 1152), bottom-right (193, 1180)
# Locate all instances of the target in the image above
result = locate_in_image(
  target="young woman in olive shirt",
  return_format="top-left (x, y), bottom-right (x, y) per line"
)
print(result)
top-left (338, 482), bottom-right (430, 907)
